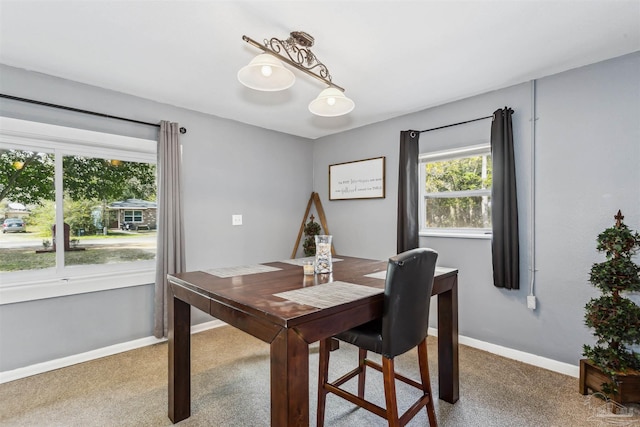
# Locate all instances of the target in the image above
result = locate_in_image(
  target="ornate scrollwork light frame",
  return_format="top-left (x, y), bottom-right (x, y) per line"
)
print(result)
top-left (242, 31), bottom-right (345, 92)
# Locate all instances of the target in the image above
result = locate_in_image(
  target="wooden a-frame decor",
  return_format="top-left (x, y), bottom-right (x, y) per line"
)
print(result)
top-left (292, 192), bottom-right (335, 258)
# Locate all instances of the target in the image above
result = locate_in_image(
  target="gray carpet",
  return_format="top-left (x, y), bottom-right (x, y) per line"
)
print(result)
top-left (0, 325), bottom-right (621, 426)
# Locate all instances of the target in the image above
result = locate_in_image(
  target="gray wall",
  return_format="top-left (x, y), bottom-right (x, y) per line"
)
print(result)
top-left (312, 52), bottom-right (640, 365)
top-left (0, 64), bottom-right (313, 371)
top-left (1, 52), bottom-right (638, 372)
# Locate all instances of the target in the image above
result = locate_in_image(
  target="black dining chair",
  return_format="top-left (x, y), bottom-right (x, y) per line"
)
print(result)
top-left (317, 247), bottom-right (439, 427)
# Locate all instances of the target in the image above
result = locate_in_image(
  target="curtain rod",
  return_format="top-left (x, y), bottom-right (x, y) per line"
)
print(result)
top-left (418, 115), bottom-right (492, 134)
top-left (0, 93), bottom-right (186, 134)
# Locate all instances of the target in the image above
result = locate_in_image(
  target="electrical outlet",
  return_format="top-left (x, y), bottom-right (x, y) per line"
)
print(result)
top-left (232, 214), bottom-right (243, 226)
top-left (527, 295), bottom-right (537, 310)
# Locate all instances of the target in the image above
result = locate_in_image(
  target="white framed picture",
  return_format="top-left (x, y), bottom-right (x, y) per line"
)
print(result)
top-left (329, 157), bottom-right (385, 200)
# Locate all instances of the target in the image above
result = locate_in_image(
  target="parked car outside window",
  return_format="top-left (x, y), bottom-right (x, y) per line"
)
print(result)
top-left (2, 218), bottom-right (26, 233)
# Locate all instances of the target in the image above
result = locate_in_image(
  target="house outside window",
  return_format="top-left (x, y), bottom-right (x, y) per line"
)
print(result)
top-left (111, 200), bottom-right (157, 230)
top-left (419, 143), bottom-right (492, 238)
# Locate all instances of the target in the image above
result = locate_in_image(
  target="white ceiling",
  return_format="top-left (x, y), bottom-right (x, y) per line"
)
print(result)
top-left (0, 1), bottom-right (638, 139)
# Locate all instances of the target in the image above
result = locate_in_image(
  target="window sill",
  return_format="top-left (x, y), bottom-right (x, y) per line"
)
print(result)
top-left (0, 269), bottom-right (156, 305)
top-left (420, 230), bottom-right (492, 240)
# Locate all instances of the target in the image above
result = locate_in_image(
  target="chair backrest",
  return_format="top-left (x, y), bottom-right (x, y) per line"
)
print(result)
top-left (381, 247), bottom-right (438, 358)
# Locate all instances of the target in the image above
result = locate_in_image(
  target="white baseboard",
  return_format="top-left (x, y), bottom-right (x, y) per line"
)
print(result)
top-left (1, 321), bottom-right (578, 384)
top-left (0, 320), bottom-right (225, 384)
top-left (428, 327), bottom-right (580, 378)
top-left (191, 319), bottom-right (225, 334)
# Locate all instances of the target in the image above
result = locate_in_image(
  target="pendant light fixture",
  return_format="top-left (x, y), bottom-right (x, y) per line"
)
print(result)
top-left (308, 87), bottom-right (355, 117)
top-left (238, 31), bottom-right (355, 117)
top-left (237, 53), bottom-right (295, 91)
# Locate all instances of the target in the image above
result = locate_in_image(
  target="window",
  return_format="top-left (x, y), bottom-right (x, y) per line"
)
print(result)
top-left (124, 210), bottom-right (143, 223)
top-left (419, 144), bottom-right (492, 237)
top-left (0, 117), bottom-right (157, 303)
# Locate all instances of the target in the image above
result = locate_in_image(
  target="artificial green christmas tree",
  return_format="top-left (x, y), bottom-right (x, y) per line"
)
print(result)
top-left (302, 215), bottom-right (321, 256)
top-left (580, 210), bottom-right (640, 402)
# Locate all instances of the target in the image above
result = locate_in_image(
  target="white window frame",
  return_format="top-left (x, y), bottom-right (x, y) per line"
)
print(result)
top-left (0, 117), bottom-right (157, 304)
top-left (419, 143), bottom-right (492, 239)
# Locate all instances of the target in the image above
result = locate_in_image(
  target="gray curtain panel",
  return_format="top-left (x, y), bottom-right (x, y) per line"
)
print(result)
top-left (397, 130), bottom-right (420, 254)
top-left (154, 121), bottom-right (186, 338)
top-left (490, 107), bottom-right (520, 289)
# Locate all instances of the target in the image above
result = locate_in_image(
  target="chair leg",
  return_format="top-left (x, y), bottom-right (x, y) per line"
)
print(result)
top-left (382, 357), bottom-right (400, 427)
top-left (317, 338), bottom-right (331, 427)
top-left (357, 348), bottom-right (367, 398)
top-left (417, 338), bottom-right (437, 427)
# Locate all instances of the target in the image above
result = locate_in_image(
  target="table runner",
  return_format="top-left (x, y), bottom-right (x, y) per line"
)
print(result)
top-left (274, 280), bottom-right (382, 309)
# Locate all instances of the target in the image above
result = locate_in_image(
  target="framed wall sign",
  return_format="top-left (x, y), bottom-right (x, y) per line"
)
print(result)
top-left (329, 157), bottom-right (385, 200)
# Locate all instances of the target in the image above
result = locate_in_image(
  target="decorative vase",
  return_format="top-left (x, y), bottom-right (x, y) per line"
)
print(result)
top-left (314, 235), bottom-right (332, 274)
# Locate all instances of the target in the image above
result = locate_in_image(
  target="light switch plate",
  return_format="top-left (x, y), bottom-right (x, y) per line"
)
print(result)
top-left (232, 214), bottom-right (242, 226)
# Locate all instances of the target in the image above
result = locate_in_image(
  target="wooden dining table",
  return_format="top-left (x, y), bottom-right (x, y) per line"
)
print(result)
top-left (167, 255), bottom-right (459, 426)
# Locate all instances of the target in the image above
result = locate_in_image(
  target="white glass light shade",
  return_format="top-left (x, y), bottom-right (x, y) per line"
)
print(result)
top-left (308, 87), bottom-right (355, 117)
top-left (237, 54), bottom-right (295, 91)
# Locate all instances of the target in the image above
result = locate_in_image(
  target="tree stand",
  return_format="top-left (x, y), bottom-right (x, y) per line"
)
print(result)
top-left (579, 359), bottom-right (640, 404)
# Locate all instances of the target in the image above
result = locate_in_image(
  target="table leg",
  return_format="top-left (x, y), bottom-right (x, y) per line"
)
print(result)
top-left (168, 294), bottom-right (191, 423)
top-left (437, 276), bottom-right (459, 403)
top-left (270, 328), bottom-right (310, 426)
